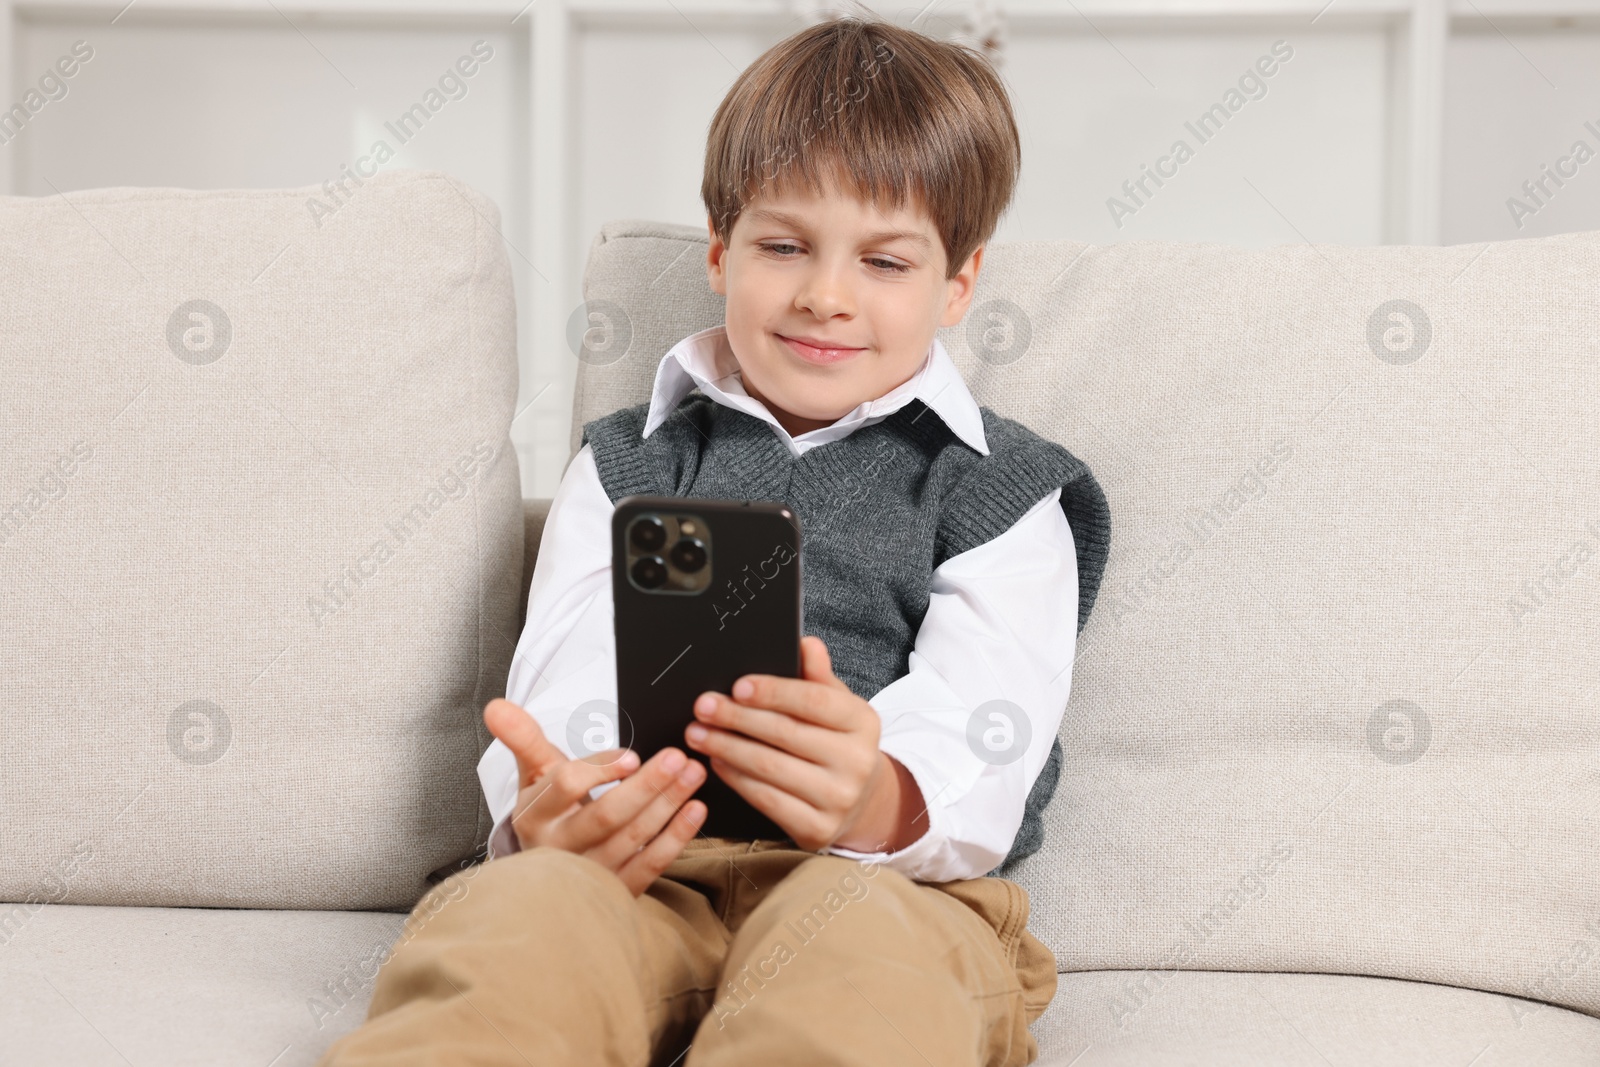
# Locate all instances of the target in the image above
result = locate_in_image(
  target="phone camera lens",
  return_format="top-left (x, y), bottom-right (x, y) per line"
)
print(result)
top-left (632, 555), bottom-right (668, 588)
top-left (630, 516), bottom-right (667, 552)
top-left (669, 537), bottom-right (707, 573)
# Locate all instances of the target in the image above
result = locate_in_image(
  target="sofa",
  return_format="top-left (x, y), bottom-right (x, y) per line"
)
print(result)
top-left (2, 168), bottom-right (1595, 1065)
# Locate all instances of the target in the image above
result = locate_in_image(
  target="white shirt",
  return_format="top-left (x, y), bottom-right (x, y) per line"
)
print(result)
top-left (478, 324), bottom-right (1079, 882)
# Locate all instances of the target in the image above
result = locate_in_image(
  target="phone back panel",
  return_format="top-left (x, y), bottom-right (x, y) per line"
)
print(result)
top-left (612, 495), bottom-right (801, 841)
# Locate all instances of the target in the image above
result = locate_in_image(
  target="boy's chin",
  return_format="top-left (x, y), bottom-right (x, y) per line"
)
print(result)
top-left (765, 385), bottom-right (867, 423)
top-left (745, 370), bottom-right (851, 416)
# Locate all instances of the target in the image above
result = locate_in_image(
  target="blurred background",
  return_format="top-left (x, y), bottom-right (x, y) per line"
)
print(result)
top-left (2, 0), bottom-right (1596, 496)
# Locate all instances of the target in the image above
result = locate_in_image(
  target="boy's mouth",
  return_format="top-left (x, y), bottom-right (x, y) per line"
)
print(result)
top-left (776, 333), bottom-right (866, 366)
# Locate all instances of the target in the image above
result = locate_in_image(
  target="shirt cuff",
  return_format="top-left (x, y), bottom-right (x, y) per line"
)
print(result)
top-left (486, 812), bottom-right (519, 861)
top-left (478, 738), bottom-right (521, 861)
top-left (820, 749), bottom-right (956, 879)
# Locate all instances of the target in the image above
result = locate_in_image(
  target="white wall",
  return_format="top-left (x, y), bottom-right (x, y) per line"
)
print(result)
top-left (1443, 16), bottom-right (1600, 243)
top-left (3, 0), bottom-right (1598, 496)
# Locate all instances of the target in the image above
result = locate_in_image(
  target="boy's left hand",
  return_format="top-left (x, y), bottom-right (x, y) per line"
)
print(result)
top-left (686, 635), bottom-right (927, 853)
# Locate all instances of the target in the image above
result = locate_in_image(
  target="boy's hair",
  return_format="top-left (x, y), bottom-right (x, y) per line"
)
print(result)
top-left (701, 15), bottom-right (1019, 281)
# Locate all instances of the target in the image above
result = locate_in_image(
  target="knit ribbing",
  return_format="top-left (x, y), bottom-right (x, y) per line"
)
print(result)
top-left (939, 406), bottom-right (1113, 636)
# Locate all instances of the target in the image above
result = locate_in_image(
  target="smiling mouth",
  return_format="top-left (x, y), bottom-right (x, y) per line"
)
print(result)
top-left (777, 334), bottom-right (866, 365)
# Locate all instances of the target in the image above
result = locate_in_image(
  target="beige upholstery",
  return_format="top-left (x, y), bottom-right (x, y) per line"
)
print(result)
top-left (0, 904), bottom-right (407, 1067)
top-left (0, 169), bottom-right (522, 912)
top-left (8, 908), bottom-right (1595, 1066)
top-left (7, 913), bottom-right (1598, 1067)
top-left (4, 176), bottom-right (1595, 1063)
top-left (1032, 970), bottom-right (1600, 1065)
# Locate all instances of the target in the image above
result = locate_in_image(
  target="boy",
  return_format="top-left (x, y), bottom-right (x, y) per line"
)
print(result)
top-left (321, 15), bottom-right (1109, 1067)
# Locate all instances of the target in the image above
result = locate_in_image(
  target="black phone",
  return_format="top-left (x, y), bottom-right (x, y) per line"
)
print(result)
top-left (611, 494), bottom-right (803, 841)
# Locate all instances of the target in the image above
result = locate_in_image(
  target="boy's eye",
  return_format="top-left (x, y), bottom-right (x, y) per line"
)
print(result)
top-left (758, 242), bottom-right (908, 274)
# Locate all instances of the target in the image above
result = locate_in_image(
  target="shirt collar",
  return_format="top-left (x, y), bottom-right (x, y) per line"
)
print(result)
top-left (640, 324), bottom-right (989, 459)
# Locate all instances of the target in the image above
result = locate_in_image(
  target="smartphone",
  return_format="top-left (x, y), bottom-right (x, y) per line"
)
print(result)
top-left (611, 495), bottom-right (802, 841)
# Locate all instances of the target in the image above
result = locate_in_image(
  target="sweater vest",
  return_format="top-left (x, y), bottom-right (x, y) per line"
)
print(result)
top-left (583, 393), bottom-right (1111, 871)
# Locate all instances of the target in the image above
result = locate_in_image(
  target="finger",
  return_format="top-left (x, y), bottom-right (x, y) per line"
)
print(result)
top-left (513, 749), bottom-right (640, 830)
top-left (559, 748), bottom-right (705, 861)
top-left (484, 699), bottom-right (568, 787)
top-left (691, 692), bottom-right (834, 762)
top-left (588, 755), bottom-right (707, 875)
top-left (687, 722), bottom-right (839, 810)
top-left (721, 672), bottom-right (856, 729)
top-left (613, 799), bottom-right (707, 898)
top-left (729, 634), bottom-right (851, 716)
top-left (800, 635), bottom-right (848, 689)
top-left (708, 756), bottom-right (827, 849)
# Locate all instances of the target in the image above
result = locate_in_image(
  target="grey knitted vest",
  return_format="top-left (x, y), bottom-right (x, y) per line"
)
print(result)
top-left (582, 393), bottom-right (1111, 872)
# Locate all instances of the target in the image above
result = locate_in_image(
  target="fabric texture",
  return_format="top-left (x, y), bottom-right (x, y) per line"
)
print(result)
top-left (0, 169), bottom-right (523, 909)
top-left (1032, 969), bottom-right (1600, 1066)
top-left (7, 899), bottom-right (1597, 1067)
top-left (0, 902), bottom-right (408, 1066)
top-left (582, 394), bottom-right (1111, 868)
top-left (317, 836), bottom-right (1056, 1067)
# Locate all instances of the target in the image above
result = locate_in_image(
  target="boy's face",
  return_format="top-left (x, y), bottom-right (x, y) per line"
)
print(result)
top-left (706, 177), bottom-right (983, 435)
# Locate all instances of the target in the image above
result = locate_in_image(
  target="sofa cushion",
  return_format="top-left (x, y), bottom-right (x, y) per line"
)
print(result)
top-left (1033, 969), bottom-right (1600, 1065)
top-left (0, 169), bottom-right (522, 909)
top-left (16, 905), bottom-right (1589, 1067)
top-left (573, 218), bottom-right (1600, 1019)
top-left (0, 902), bottom-right (407, 1066)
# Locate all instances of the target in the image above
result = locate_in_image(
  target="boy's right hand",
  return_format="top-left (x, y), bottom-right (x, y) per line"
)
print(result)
top-left (482, 698), bottom-right (708, 897)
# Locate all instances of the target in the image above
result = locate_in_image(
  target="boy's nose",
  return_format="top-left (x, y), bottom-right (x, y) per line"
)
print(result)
top-left (794, 268), bottom-right (856, 318)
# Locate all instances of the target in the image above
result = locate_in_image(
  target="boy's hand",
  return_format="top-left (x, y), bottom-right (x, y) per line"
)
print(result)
top-left (685, 636), bottom-right (928, 854)
top-left (482, 699), bottom-right (708, 897)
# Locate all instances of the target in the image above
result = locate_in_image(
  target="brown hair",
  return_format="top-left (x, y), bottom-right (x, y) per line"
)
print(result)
top-left (701, 15), bottom-right (1019, 280)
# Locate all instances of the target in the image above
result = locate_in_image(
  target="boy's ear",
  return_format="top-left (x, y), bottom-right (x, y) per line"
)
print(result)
top-left (939, 244), bottom-right (985, 328)
top-left (706, 215), bottom-right (728, 296)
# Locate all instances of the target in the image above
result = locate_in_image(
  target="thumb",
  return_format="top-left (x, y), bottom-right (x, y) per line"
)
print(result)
top-left (800, 635), bottom-right (848, 691)
top-left (484, 699), bottom-right (567, 787)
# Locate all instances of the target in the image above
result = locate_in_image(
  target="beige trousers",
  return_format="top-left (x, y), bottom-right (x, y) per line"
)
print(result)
top-left (317, 836), bottom-right (1057, 1066)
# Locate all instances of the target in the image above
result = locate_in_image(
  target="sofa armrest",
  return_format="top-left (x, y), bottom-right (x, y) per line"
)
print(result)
top-left (519, 498), bottom-right (553, 632)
